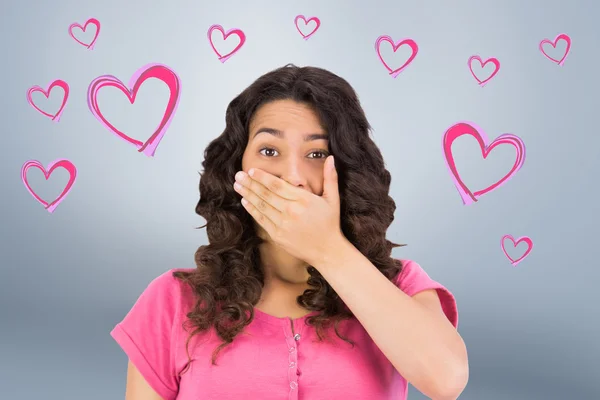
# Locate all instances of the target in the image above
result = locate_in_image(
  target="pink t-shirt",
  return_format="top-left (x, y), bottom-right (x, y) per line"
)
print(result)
top-left (111, 259), bottom-right (458, 400)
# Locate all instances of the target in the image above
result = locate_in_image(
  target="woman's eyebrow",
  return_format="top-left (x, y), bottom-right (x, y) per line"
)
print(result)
top-left (253, 127), bottom-right (328, 141)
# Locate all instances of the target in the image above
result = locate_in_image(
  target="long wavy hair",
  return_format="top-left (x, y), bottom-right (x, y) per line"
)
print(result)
top-left (173, 64), bottom-right (403, 368)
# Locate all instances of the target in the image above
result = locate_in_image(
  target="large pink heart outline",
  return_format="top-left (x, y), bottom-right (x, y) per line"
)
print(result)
top-left (26, 80), bottom-right (70, 122)
top-left (539, 33), bottom-right (571, 66)
top-left (87, 63), bottom-right (181, 157)
top-left (294, 15), bottom-right (321, 40)
top-left (375, 35), bottom-right (418, 78)
top-left (207, 24), bottom-right (246, 63)
top-left (21, 159), bottom-right (77, 213)
top-left (442, 122), bottom-right (526, 205)
top-left (468, 56), bottom-right (500, 87)
top-left (68, 18), bottom-right (101, 50)
top-left (501, 235), bottom-right (533, 266)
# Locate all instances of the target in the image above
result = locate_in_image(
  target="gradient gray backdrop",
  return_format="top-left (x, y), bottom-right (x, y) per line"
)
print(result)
top-left (1, 0), bottom-right (599, 398)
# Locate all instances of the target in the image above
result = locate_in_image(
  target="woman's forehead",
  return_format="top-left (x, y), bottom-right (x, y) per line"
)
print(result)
top-left (249, 100), bottom-right (325, 137)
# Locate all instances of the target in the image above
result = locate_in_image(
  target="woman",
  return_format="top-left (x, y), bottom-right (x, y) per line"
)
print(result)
top-left (111, 64), bottom-right (469, 400)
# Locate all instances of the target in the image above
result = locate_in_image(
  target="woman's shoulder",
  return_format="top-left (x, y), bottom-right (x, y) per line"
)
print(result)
top-left (393, 259), bottom-right (426, 281)
top-left (111, 268), bottom-right (199, 399)
top-left (392, 258), bottom-right (449, 294)
top-left (392, 258), bottom-right (459, 327)
top-left (132, 268), bottom-right (197, 317)
top-left (148, 267), bottom-right (196, 290)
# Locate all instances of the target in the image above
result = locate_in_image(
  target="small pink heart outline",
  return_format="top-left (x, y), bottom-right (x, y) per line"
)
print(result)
top-left (375, 35), bottom-right (418, 78)
top-left (501, 235), bottom-right (533, 266)
top-left (539, 33), bottom-right (571, 66)
top-left (294, 15), bottom-right (321, 40)
top-left (26, 80), bottom-right (70, 122)
top-left (68, 18), bottom-right (101, 50)
top-left (442, 121), bottom-right (526, 205)
top-left (86, 63), bottom-right (181, 157)
top-left (21, 159), bottom-right (77, 213)
top-left (207, 24), bottom-right (246, 63)
top-left (468, 56), bottom-right (500, 87)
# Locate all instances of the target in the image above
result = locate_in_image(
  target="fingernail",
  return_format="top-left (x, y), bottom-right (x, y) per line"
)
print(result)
top-left (235, 171), bottom-right (246, 181)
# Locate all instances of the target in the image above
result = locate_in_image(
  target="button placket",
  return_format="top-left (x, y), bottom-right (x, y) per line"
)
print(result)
top-left (284, 319), bottom-right (300, 395)
top-left (286, 335), bottom-right (298, 385)
top-left (292, 320), bottom-right (305, 377)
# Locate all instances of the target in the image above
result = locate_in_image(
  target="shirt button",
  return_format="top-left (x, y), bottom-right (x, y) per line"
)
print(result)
top-left (294, 333), bottom-right (301, 341)
top-left (290, 381), bottom-right (298, 389)
top-left (289, 347), bottom-right (295, 353)
top-left (289, 361), bottom-right (296, 368)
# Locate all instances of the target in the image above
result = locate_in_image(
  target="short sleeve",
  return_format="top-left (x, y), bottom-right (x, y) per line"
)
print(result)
top-left (110, 270), bottom-right (183, 400)
top-left (394, 260), bottom-right (459, 328)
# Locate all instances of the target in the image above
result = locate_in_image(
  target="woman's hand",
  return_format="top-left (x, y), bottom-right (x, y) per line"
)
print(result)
top-left (233, 155), bottom-right (345, 266)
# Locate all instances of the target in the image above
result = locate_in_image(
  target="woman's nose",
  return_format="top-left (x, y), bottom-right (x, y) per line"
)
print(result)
top-left (279, 158), bottom-right (308, 188)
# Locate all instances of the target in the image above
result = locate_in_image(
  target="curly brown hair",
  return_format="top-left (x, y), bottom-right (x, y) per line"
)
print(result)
top-left (173, 64), bottom-right (403, 369)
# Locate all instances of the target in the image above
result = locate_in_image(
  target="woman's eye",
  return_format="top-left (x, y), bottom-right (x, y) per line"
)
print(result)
top-left (308, 151), bottom-right (328, 159)
top-left (259, 147), bottom-right (279, 157)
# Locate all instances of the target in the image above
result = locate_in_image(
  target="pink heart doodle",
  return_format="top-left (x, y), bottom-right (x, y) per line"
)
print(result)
top-left (501, 235), bottom-right (533, 266)
top-left (26, 80), bottom-right (70, 122)
top-left (207, 24), bottom-right (246, 63)
top-left (294, 15), bottom-right (321, 40)
top-left (68, 18), bottom-right (100, 49)
top-left (442, 122), bottom-right (526, 205)
top-left (375, 35), bottom-right (418, 78)
top-left (86, 63), bottom-right (181, 157)
top-left (468, 56), bottom-right (500, 87)
top-left (21, 159), bottom-right (77, 213)
top-left (539, 33), bottom-right (571, 66)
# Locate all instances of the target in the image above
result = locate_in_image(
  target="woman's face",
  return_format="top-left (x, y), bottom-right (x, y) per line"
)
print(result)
top-left (242, 99), bottom-right (330, 196)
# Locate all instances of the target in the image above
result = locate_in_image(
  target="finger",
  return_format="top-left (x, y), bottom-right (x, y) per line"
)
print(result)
top-left (234, 181), bottom-right (282, 224)
top-left (247, 168), bottom-right (301, 201)
top-left (240, 197), bottom-right (277, 236)
top-left (235, 170), bottom-right (288, 211)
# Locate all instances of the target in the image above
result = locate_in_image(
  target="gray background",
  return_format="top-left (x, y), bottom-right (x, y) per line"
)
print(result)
top-left (1, 0), bottom-right (598, 398)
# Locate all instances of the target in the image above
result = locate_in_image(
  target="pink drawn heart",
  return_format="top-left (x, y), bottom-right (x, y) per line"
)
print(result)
top-left (468, 56), bottom-right (500, 87)
top-left (501, 235), bottom-right (533, 266)
top-left (294, 15), bottom-right (321, 40)
top-left (539, 33), bottom-right (571, 66)
top-left (207, 24), bottom-right (246, 63)
top-left (21, 159), bottom-right (77, 213)
top-left (442, 122), bottom-right (526, 205)
top-left (68, 18), bottom-right (100, 49)
top-left (375, 35), bottom-right (418, 78)
top-left (86, 63), bottom-right (181, 157)
top-left (26, 80), bottom-right (70, 122)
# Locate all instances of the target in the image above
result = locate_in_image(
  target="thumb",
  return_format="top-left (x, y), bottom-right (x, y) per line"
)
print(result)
top-left (322, 156), bottom-right (340, 205)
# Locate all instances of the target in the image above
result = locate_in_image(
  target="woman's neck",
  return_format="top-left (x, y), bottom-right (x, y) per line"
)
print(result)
top-left (255, 240), bottom-right (312, 317)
